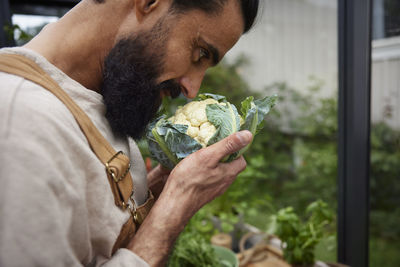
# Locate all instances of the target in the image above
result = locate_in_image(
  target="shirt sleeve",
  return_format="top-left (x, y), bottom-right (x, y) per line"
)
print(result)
top-left (99, 249), bottom-right (149, 267)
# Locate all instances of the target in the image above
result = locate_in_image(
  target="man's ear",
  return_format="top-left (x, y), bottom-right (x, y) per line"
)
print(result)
top-left (135, 0), bottom-right (162, 22)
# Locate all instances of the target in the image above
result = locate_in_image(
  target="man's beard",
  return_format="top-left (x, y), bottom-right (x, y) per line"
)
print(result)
top-left (101, 20), bottom-right (181, 140)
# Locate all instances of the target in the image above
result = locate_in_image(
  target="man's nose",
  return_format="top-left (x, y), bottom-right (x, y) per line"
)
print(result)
top-left (179, 71), bottom-right (206, 99)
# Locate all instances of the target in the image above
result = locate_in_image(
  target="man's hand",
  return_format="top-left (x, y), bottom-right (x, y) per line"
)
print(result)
top-left (128, 130), bottom-right (252, 266)
top-left (164, 130), bottom-right (252, 214)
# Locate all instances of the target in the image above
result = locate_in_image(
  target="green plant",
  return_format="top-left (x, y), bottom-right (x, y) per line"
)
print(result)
top-left (271, 200), bottom-right (334, 266)
top-left (168, 230), bottom-right (222, 267)
top-left (3, 24), bottom-right (34, 45)
top-left (168, 213), bottom-right (223, 267)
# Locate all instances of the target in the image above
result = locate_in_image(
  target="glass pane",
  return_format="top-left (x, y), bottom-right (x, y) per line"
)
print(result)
top-left (183, 0), bottom-right (339, 265)
top-left (370, 0), bottom-right (400, 266)
top-left (11, 14), bottom-right (60, 45)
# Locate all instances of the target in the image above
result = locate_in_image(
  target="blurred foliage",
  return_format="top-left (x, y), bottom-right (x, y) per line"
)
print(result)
top-left (168, 215), bottom-right (223, 267)
top-left (370, 237), bottom-right (400, 266)
top-left (3, 24), bottom-right (33, 45)
top-left (143, 54), bottom-right (399, 264)
top-left (269, 200), bottom-right (334, 265)
top-left (4, 22), bottom-right (47, 46)
top-left (369, 120), bottom-right (400, 264)
top-left (149, 56), bottom-right (400, 265)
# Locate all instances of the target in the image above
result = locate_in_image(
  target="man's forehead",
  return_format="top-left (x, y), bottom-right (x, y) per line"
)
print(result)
top-left (190, 0), bottom-right (244, 60)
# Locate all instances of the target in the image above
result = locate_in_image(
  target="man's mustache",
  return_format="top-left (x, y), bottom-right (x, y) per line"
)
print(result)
top-left (159, 79), bottom-right (182, 99)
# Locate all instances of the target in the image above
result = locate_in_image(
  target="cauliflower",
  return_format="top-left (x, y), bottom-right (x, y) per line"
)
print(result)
top-left (147, 93), bottom-right (277, 169)
top-left (168, 99), bottom-right (224, 147)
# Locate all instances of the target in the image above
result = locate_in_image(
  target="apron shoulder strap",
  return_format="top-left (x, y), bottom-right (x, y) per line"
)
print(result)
top-left (0, 53), bottom-right (133, 209)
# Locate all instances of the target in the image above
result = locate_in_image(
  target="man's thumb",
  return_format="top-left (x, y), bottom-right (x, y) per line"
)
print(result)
top-left (235, 131), bottom-right (253, 148)
top-left (208, 130), bottom-right (253, 161)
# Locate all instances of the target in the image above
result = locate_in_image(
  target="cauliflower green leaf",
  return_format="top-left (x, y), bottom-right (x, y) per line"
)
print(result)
top-left (206, 102), bottom-right (240, 146)
top-left (196, 93), bottom-right (227, 102)
top-left (236, 94), bottom-right (278, 157)
top-left (147, 118), bottom-right (202, 169)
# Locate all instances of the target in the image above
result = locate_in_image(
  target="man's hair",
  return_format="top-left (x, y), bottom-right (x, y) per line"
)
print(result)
top-left (93, 0), bottom-right (259, 33)
top-left (171, 0), bottom-right (259, 33)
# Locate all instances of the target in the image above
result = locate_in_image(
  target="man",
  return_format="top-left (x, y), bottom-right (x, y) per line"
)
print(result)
top-left (0, 0), bottom-right (258, 266)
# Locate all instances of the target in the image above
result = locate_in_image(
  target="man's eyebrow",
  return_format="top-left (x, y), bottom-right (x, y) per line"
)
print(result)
top-left (200, 38), bottom-right (221, 66)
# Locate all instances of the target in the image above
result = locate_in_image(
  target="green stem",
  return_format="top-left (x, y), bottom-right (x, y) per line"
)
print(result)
top-left (152, 127), bottom-right (179, 165)
top-left (236, 110), bottom-right (258, 158)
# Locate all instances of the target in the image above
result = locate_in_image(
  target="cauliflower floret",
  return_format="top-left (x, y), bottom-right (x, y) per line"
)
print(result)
top-left (187, 126), bottom-right (199, 138)
top-left (240, 116), bottom-right (244, 126)
top-left (197, 122), bottom-right (217, 146)
top-left (200, 121), bottom-right (214, 130)
top-left (188, 108), bottom-right (204, 127)
top-left (181, 99), bottom-right (218, 127)
top-left (174, 113), bottom-right (188, 124)
top-left (169, 98), bottom-right (221, 147)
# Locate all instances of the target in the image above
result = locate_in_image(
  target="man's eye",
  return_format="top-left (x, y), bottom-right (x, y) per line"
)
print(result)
top-left (199, 47), bottom-right (210, 61)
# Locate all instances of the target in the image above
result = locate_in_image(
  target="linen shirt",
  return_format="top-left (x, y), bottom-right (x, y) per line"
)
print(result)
top-left (0, 47), bottom-right (150, 267)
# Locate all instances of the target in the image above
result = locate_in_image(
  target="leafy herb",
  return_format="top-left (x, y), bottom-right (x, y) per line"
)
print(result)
top-left (168, 227), bottom-right (223, 267)
top-left (270, 200), bottom-right (333, 265)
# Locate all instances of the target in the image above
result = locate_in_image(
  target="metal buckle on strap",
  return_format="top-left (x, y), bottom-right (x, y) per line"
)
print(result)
top-left (122, 193), bottom-right (143, 225)
top-left (105, 151), bottom-right (131, 183)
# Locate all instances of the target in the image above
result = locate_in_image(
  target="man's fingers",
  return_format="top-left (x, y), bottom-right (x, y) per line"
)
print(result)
top-left (204, 130), bottom-right (253, 162)
top-left (158, 164), bottom-right (172, 175)
top-left (213, 156), bottom-right (247, 194)
top-left (147, 165), bottom-right (170, 184)
top-left (222, 156), bottom-right (247, 175)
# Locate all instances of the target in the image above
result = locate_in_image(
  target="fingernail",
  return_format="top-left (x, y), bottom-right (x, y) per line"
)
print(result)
top-left (236, 131), bottom-right (252, 146)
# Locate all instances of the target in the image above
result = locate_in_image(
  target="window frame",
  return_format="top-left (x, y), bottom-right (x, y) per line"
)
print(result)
top-left (338, 0), bottom-right (372, 266)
